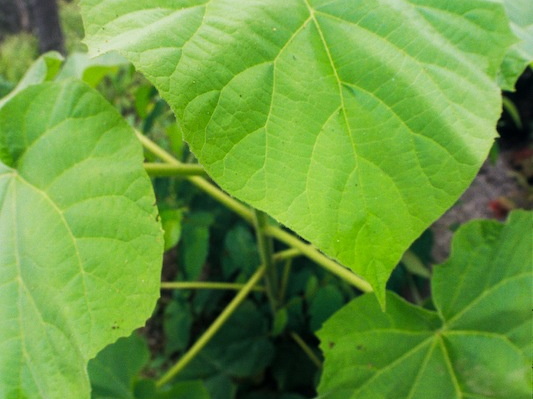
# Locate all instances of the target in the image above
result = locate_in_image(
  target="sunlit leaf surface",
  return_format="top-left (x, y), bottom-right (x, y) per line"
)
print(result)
top-left (317, 211), bottom-right (532, 398)
top-left (0, 81), bottom-right (163, 399)
top-left (82, 0), bottom-right (517, 302)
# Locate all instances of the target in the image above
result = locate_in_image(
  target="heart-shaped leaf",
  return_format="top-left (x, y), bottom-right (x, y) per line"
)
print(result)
top-left (317, 211), bottom-right (532, 398)
top-left (81, 0), bottom-right (517, 303)
top-left (0, 81), bottom-right (163, 398)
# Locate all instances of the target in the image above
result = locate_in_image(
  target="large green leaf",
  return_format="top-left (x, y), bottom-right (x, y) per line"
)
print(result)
top-left (0, 81), bottom-right (163, 398)
top-left (81, 0), bottom-right (517, 302)
top-left (317, 211), bottom-right (532, 398)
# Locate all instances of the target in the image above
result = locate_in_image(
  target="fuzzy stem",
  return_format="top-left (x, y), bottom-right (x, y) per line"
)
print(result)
top-left (264, 226), bottom-right (372, 293)
top-left (160, 281), bottom-right (265, 291)
top-left (254, 210), bottom-right (278, 311)
top-left (136, 131), bottom-right (254, 223)
top-left (290, 331), bottom-right (322, 369)
top-left (279, 258), bottom-right (293, 304)
top-left (156, 264), bottom-right (266, 387)
top-left (401, 250), bottom-right (431, 279)
top-left (144, 162), bottom-right (206, 177)
top-left (188, 175), bottom-right (254, 223)
top-left (156, 249), bottom-right (297, 386)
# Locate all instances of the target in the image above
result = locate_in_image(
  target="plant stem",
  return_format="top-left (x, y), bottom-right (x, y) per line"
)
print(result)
top-left (401, 250), bottom-right (431, 279)
top-left (155, 249), bottom-right (295, 387)
top-left (136, 131), bottom-right (254, 223)
top-left (188, 175), bottom-right (254, 223)
top-left (160, 281), bottom-right (265, 291)
top-left (136, 132), bottom-right (372, 292)
top-left (264, 226), bottom-right (372, 293)
top-left (136, 131), bottom-right (177, 163)
top-left (405, 272), bottom-right (423, 305)
top-left (278, 258), bottom-right (292, 304)
top-left (273, 248), bottom-right (301, 261)
top-left (290, 331), bottom-right (322, 369)
top-left (160, 250), bottom-right (299, 292)
top-left (156, 264), bottom-right (266, 387)
top-left (253, 210), bottom-right (278, 311)
top-left (144, 162), bottom-right (206, 177)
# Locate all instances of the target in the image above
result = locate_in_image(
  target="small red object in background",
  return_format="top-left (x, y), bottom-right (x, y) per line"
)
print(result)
top-left (488, 197), bottom-right (515, 219)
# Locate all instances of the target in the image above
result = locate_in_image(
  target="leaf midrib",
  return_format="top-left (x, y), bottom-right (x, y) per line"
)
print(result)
top-left (7, 176), bottom-right (48, 399)
top-left (444, 272), bottom-right (532, 328)
top-left (13, 173), bottom-right (94, 354)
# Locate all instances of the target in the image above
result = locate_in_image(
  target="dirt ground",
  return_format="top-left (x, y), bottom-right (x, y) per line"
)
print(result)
top-left (431, 149), bottom-right (532, 263)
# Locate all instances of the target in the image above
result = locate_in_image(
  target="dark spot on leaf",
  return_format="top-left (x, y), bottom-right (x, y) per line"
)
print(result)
top-left (328, 341), bottom-right (335, 349)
